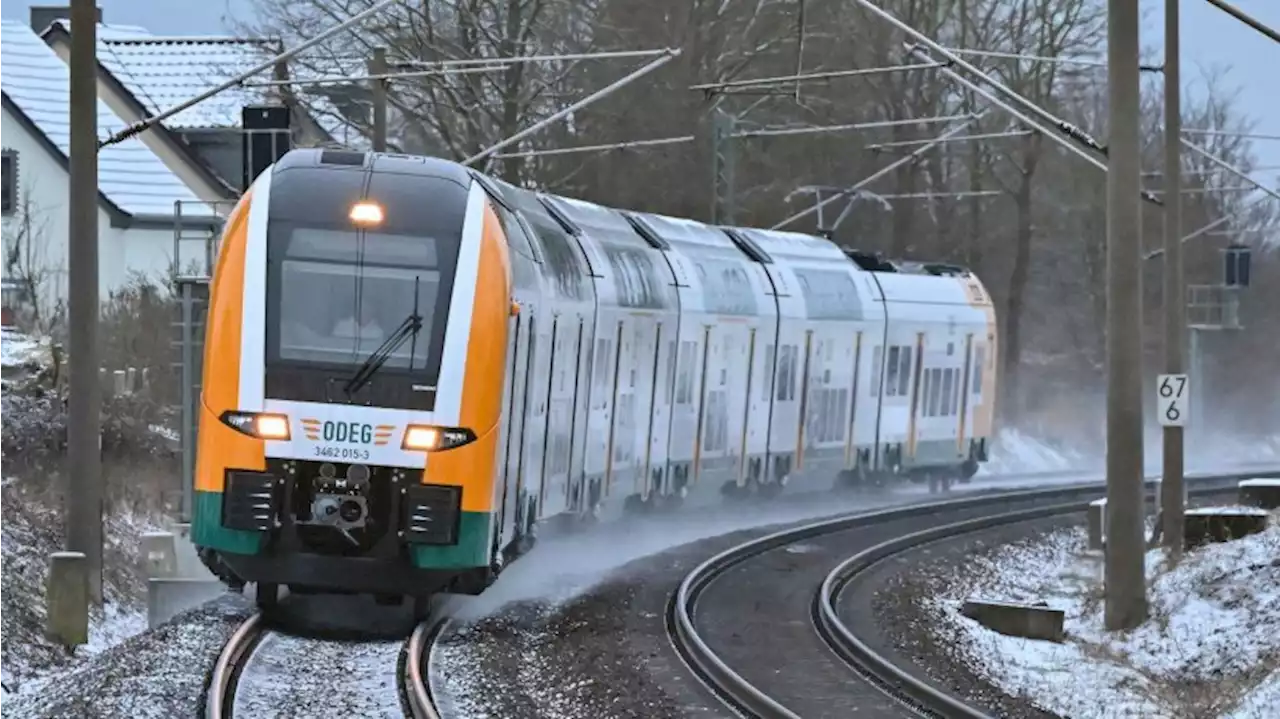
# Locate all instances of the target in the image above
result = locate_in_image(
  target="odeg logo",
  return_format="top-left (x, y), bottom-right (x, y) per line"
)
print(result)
top-left (322, 420), bottom-right (374, 444)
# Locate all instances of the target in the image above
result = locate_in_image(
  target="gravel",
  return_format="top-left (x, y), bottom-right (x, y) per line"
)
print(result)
top-left (847, 515), bottom-right (1077, 719)
top-left (232, 632), bottom-right (405, 718)
top-left (2, 596), bottom-right (255, 719)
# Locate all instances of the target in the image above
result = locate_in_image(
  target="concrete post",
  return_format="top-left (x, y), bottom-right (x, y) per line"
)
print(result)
top-left (142, 531), bottom-right (178, 579)
top-left (1104, 0), bottom-right (1149, 630)
top-left (46, 552), bottom-right (89, 648)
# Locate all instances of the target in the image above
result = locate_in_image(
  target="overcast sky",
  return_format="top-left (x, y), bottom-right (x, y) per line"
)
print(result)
top-left (4, 0), bottom-right (1277, 174)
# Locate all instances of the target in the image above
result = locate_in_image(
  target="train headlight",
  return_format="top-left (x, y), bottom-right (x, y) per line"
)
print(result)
top-left (220, 411), bottom-right (291, 440)
top-left (402, 424), bottom-right (476, 452)
top-left (349, 201), bottom-right (384, 226)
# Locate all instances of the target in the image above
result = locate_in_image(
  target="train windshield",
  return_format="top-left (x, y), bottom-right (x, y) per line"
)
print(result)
top-left (273, 226), bottom-right (442, 370)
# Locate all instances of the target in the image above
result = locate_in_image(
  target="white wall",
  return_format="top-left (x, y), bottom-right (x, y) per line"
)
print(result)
top-left (2, 105), bottom-right (175, 315)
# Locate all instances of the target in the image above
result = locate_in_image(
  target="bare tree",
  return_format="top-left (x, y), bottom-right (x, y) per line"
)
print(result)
top-left (3, 193), bottom-right (65, 336)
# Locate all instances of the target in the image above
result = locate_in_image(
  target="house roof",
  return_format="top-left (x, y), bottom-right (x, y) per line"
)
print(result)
top-left (0, 19), bottom-right (215, 221)
top-left (44, 20), bottom-right (352, 146)
top-left (95, 26), bottom-right (280, 130)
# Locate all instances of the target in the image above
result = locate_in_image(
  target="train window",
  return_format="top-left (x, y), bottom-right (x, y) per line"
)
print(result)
top-left (929, 368), bottom-right (943, 417)
top-left (666, 340), bottom-right (678, 404)
top-left (837, 388), bottom-right (849, 441)
top-left (593, 339), bottom-right (610, 397)
top-left (676, 340), bottom-right (696, 405)
top-left (885, 347), bottom-right (900, 397)
top-left (921, 370), bottom-right (933, 417)
top-left (763, 345), bottom-right (775, 396)
top-left (870, 346), bottom-right (882, 397)
top-left (941, 369), bottom-right (955, 416)
top-left (953, 370), bottom-right (963, 415)
top-left (972, 345), bottom-right (985, 395)
top-left (493, 202), bottom-right (540, 263)
top-left (897, 347), bottom-right (912, 398)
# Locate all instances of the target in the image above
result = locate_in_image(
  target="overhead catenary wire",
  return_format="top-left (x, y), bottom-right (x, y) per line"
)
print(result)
top-left (864, 129), bottom-right (1033, 151)
top-left (904, 44), bottom-right (1163, 207)
top-left (243, 48), bottom-right (683, 89)
top-left (1143, 190), bottom-right (1278, 260)
top-left (100, 0), bottom-right (406, 148)
top-left (1180, 139), bottom-right (1280, 203)
top-left (940, 46), bottom-right (1163, 73)
top-left (462, 49), bottom-right (681, 167)
top-left (688, 62), bottom-right (943, 93)
top-left (733, 113), bottom-right (971, 139)
top-left (852, 0), bottom-right (1115, 160)
top-left (771, 111), bottom-right (988, 230)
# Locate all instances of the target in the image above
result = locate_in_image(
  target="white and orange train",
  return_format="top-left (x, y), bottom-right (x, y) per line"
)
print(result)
top-left (191, 148), bottom-right (999, 609)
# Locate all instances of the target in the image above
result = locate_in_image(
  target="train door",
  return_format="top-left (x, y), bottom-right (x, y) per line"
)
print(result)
top-left (497, 311), bottom-right (534, 554)
top-left (735, 328), bottom-right (757, 487)
top-left (536, 317), bottom-right (561, 509)
top-left (554, 318), bottom-right (587, 517)
top-left (956, 333), bottom-right (974, 454)
top-left (906, 332), bottom-right (926, 461)
top-left (640, 322), bottom-right (664, 500)
top-left (844, 330), bottom-right (864, 468)
top-left (794, 331), bottom-right (814, 472)
top-left (604, 319), bottom-right (631, 500)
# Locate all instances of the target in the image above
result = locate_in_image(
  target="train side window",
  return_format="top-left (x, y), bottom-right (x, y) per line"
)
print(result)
top-left (972, 344), bottom-right (985, 395)
top-left (929, 368), bottom-right (943, 416)
top-left (762, 344), bottom-right (775, 396)
top-left (921, 369), bottom-right (933, 417)
top-left (897, 346), bottom-right (912, 398)
top-left (953, 369), bottom-right (962, 414)
top-left (665, 340), bottom-right (678, 404)
top-left (788, 345), bottom-right (800, 401)
top-left (941, 368), bottom-right (955, 416)
top-left (870, 346), bottom-right (882, 397)
top-left (676, 340), bottom-right (696, 405)
top-left (775, 346), bottom-right (791, 402)
top-left (885, 347), bottom-right (900, 397)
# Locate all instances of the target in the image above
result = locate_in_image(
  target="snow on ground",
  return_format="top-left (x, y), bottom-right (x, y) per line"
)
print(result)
top-left (929, 509), bottom-right (1280, 719)
top-left (0, 481), bottom-right (163, 699)
top-left (0, 328), bottom-right (42, 369)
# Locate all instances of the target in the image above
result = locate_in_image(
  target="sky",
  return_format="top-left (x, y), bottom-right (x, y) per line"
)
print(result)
top-left (3, 0), bottom-right (1277, 172)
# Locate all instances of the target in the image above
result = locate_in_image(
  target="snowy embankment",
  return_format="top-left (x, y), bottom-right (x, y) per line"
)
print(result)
top-left (929, 510), bottom-right (1280, 719)
top-left (1, 327), bottom-right (44, 379)
top-left (1, 482), bottom-right (162, 698)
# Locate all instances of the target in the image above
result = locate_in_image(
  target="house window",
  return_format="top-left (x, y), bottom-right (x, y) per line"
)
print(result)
top-left (1, 150), bottom-right (17, 216)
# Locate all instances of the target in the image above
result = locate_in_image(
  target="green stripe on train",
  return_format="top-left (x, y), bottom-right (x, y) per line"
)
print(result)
top-left (191, 490), bottom-right (265, 554)
top-left (191, 489), bottom-right (491, 568)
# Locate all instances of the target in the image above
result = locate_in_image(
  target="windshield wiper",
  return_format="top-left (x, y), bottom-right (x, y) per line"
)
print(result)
top-left (342, 312), bottom-right (423, 397)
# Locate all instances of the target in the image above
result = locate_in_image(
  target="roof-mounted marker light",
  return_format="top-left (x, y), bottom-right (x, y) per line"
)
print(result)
top-left (350, 201), bottom-right (384, 226)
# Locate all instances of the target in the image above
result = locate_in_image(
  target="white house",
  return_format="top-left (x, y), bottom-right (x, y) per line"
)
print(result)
top-left (1, 17), bottom-right (223, 323)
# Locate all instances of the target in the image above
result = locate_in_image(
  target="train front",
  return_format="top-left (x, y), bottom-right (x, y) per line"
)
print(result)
top-left (191, 149), bottom-right (512, 605)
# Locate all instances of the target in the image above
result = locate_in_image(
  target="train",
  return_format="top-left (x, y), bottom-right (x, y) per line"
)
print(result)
top-left (190, 148), bottom-right (999, 612)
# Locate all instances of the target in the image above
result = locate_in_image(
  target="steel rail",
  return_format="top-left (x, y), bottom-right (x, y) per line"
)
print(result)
top-left (204, 612), bottom-right (267, 719)
top-left (402, 618), bottom-right (446, 719)
top-left (668, 467), bottom-right (1279, 718)
top-left (813, 475), bottom-right (1254, 719)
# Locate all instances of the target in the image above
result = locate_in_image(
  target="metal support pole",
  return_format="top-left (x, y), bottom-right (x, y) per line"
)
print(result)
top-left (461, 50), bottom-right (680, 167)
top-left (854, 0), bottom-right (1114, 157)
top-left (1202, 0), bottom-right (1280, 44)
top-left (712, 109), bottom-right (738, 224)
top-left (772, 111), bottom-right (986, 230)
top-left (68, 0), bottom-right (103, 604)
top-left (906, 44), bottom-right (1163, 207)
top-left (369, 46), bottom-right (388, 152)
top-left (180, 282), bottom-right (194, 523)
top-left (1161, 0), bottom-right (1185, 561)
top-left (1105, 0), bottom-right (1148, 630)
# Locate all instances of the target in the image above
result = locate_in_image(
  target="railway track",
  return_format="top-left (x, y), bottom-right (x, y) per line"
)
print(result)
top-left (204, 612), bottom-right (444, 719)
top-left (669, 467), bottom-right (1279, 719)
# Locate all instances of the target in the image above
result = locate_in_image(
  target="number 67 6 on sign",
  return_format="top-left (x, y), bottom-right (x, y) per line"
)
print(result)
top-left (1157, 374), bottom-right (1190, 427)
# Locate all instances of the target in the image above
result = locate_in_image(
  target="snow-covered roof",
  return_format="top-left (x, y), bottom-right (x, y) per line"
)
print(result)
top-left (45, 20), bottom-right (355, 146)
top-left (93, 24), bottom-right (277, 130)
top-left (0, 19), bottom-right (208, 218)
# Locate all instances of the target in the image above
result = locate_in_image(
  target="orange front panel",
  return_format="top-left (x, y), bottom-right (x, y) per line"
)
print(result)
top-left (196, 191), bottom-right (265, 491)
top-left (425, 202), bottom-right (511, 513)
